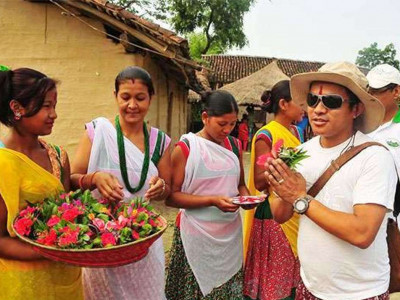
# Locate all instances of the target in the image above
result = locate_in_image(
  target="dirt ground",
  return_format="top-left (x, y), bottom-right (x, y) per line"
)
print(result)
top-left (154, 152), bottom-right (251, 261)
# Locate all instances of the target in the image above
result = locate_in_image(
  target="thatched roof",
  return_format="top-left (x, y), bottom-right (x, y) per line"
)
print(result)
top-left (220, 60), bottom-right (289, 106)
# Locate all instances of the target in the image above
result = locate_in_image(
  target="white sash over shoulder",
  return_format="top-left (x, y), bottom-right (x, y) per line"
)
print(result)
top-left (180, 133), bottom-right (243, 296)
top-left (83, 117), bottom-right (166, 300)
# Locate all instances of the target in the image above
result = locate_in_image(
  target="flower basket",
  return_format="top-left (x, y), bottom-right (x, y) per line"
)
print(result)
top-left (13, 215), bottom-right (167, 268)
top-left (12, 190), bottom-right (168, 268)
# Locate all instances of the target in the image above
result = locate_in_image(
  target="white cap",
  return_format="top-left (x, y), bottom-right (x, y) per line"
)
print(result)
top-left (367, 64), bottom-right (400, 89)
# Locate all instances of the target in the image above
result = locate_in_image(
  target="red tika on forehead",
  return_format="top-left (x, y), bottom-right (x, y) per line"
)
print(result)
top-left (318, 85), bottom-right (324, 95)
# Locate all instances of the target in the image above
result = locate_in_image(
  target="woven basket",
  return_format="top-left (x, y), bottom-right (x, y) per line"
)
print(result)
top-left (13, 215), bottom-right (167, 268)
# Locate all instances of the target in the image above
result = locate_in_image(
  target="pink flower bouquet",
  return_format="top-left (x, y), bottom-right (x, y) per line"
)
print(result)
top-left (256, 138), bottom-right (309, 170)
top-left (13, 190), bottom-right (167, 267)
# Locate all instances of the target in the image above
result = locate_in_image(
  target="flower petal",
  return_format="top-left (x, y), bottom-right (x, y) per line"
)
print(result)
top-left (256, 153), bottom-right (272, 166)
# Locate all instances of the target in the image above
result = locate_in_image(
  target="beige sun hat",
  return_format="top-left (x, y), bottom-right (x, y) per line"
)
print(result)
top-left (290, 61), bottom-right (384, 133)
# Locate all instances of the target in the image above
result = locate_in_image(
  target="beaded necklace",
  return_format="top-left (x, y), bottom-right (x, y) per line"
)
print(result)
top-left (115, 115), bottom-right (150, 193)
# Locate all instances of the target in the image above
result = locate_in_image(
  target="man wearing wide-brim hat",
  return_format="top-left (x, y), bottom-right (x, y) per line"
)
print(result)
top-left (264, 61), bottom-right (397, 299)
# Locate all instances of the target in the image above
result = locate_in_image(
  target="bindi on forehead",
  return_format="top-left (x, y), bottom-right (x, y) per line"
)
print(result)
top-left (318, 85), bottom-right (324, 95)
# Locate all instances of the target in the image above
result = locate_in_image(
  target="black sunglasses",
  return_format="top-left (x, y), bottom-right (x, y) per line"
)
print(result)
top-left (307, 93), bottom-right (348, 109)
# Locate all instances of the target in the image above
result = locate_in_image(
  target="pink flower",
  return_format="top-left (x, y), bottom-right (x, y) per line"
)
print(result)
top-left (58, 202), bottom-right (72, 212)
top-left (14, 217), bottom-right (34, 236)
top-left (132, 231), bottom-right (140, 240)
top-left (118, 215), bottom-right (129, 227)
top-left (92, 218), bottom-right (105, 232)
top-left (59, 193), bottom-right (67, 200)
top-left (47, 215), bottom-right (61, 227)
top-left (101, 232), bottom-right (117, 247)
top-left (106, 221), bottom-right (120, 231)
top-left (62, 207), bottom-right (83, 222)
top-left (256, 139), bottom-right (284, 166)
top-left (73, 200), bottom-right (83, 207)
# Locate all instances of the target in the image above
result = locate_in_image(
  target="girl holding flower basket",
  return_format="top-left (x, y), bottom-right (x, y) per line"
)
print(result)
top-left (243, 80), bottom-right (304, 300)
top-left (71, 66), bottom-right (171, 300)
top-left (165, 90), bottom-right (250, 300)
top-left (0, 67), bottom-right (83, 299)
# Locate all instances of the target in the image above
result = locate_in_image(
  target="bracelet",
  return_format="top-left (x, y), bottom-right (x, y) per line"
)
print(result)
top-left (88, 171), bottom-right (99, 189)
top-left (160, 178), bottom-right (166, 195)
top-left (78, 175), bottom-right (86, 190)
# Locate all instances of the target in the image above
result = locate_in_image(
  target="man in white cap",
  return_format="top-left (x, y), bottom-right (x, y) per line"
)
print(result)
top-left (367, 64), bottom-right (400, 177)
top-left (264, 62), bottom-right (397, 299)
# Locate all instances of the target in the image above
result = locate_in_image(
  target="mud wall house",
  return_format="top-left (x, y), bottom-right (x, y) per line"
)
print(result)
top-left (0, 0), bottom-right (203, 154)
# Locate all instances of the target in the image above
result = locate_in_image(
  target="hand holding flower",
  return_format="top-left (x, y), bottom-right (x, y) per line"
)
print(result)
top-left (265, 158), bottom-right (307, 205)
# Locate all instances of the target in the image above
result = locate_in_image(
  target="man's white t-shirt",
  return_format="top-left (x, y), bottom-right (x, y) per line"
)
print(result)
top-left (296, 131), bottom-right (397, 300)
top-left (368, 111), bottom-right (400, 178)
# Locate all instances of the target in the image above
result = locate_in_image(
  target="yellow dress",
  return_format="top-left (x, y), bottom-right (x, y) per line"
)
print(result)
top-left (0, 143), bottom-right (83, 300)
top-left (243, 120), bottom-right (302, 259)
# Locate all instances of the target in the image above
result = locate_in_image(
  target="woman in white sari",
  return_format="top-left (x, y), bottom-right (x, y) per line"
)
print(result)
top-left (165, 90), bottom-right (251, 300)
top-left (71, 66), bottom-right (171, 300)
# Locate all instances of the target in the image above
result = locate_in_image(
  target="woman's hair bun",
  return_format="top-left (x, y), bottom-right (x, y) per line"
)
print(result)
top-left (199, 90), bottom-right (212, 103)
top-left (261, 90), bottom-right (273, 113)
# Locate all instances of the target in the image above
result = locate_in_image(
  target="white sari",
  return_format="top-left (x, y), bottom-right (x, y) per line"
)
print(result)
top-left (180, 133), bottom-right (243, 296)
top-left (83, 117), bottom-right (167, 300)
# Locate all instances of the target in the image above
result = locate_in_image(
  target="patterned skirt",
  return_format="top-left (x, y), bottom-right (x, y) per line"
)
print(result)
top-left (244, 218), bottom-right (300, 300)
top-left (165, 226), bottom-right (244, 300)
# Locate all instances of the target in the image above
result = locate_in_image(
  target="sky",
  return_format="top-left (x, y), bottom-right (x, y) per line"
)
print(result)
top-left (228, 0), bottom-right (400, 63)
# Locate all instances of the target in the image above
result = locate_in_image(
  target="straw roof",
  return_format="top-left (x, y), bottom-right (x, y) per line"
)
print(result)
top-left (220, 60), bottom-right (289, 106)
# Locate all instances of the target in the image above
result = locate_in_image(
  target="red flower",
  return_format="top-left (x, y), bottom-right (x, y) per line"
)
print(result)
top-left (58, 227), bottom-right (80, 247)
top-left (256, 138), bottom-right (284, 166)
top-left (47, 215), bottom-right (61, 227)
top-left (19, 207), bottom-right (37, 218)
top-left (14, 217), bottom-right (34, 236)
top-left (132, 231), bottom-right (140, 240)
top-left (101, 232), bottom-right (117, 247)
top-left (149, 219), bottom-right (158, 227)
top-left (62, 207), bottom-right (83, 222)
top-left (37, 229), bottom-right (58, 246)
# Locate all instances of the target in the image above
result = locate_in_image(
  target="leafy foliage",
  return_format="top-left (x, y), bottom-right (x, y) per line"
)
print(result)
top-left (188, 32), bottom-right (226, 60)
top-left (159, 0), bottom-right (256, 55)
top-left (356, 42), bottom-right (400, 69)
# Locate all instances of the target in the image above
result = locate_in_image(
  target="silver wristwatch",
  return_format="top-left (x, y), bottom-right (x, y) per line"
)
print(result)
top-left (293, 195), bottom-right (313, 214)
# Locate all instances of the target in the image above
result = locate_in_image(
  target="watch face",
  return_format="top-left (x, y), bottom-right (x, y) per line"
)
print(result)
top-left (295, 200), bottom-right (307, 211)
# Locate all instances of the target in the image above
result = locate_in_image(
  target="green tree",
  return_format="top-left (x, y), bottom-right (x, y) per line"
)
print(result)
top-left (188, 32), bottom-right (226, 61)
top-left (356, 42), bottom-right (400, 69)
top-left (159, 0), bottom-right (256, 55)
